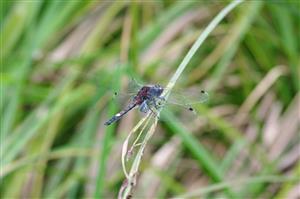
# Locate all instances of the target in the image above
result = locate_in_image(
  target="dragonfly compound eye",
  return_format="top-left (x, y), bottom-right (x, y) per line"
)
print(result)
top-left (188, 107), bottom-right (194, 111)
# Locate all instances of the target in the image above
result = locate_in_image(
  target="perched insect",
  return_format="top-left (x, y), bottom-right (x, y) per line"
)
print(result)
top-left (104, 84), bottom-right (164, 125)
top-left (104, 81), bottom-right (209, 126)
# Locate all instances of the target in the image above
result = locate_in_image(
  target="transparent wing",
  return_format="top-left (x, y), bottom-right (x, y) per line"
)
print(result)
top-left (109, 90), bottom-right (135, 106)
top-left (154, 88), bottom-right (208, 116)
top-left (110, 78), bottom-right (143, 104)
top-left (166, 88), bottom-right (209, 107)
top-left (127, 77), bottom-right (143, 94)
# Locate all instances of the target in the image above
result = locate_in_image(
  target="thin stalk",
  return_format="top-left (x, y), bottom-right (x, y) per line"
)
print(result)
top-left (163, 0), bottom-right (244, 100)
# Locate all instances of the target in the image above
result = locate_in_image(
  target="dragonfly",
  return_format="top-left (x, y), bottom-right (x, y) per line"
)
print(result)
top-left (104, 81), bottom-right (209, 125)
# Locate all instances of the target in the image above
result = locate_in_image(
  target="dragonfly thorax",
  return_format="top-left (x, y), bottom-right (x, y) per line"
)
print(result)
top-left (133, 85), bottom-right (163, 105)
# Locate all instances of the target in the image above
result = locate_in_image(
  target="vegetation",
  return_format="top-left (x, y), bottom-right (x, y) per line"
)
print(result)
top-left (1, 0), bottom-right (299, 198)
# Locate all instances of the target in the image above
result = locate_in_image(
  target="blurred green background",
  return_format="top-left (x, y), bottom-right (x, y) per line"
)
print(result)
top-left (1, 0), bottom-right (299, 198)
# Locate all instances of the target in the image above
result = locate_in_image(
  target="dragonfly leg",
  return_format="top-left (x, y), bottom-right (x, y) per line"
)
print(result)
top-left (146, 100), bottom-right (160, 119)
top-left (149, 106), bottom-right (159, 118)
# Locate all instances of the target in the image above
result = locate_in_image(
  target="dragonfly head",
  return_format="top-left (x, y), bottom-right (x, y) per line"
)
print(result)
top-left (155, 84), bottom-right (164, 95)
top-left (149, 84), bottom-right (164, 97)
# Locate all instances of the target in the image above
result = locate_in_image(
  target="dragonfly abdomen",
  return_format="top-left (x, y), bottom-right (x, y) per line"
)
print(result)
top-left (104, 102), bottom-right (137, 125)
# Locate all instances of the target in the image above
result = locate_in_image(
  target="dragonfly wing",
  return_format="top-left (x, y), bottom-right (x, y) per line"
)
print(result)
top-left (127, 77), bottom-right (143, 95)
top-left (109, 91), bottom-right (136, 108)
top-left (110, 78), bottom-right (143, 104)
top-left (166, 89), bottom-right (209, 106)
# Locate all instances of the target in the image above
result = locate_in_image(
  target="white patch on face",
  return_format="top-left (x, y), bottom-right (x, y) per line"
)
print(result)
top-left (116, 113), bottom-right (121, 117)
